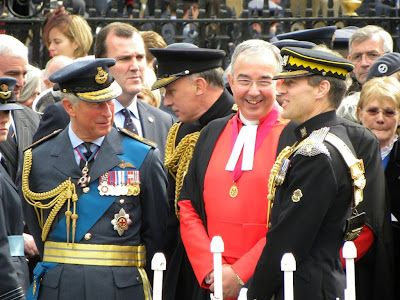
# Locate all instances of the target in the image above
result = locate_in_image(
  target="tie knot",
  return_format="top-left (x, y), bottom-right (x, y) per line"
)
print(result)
top-left (82, 142), bottom-right (92, 158)
top-left (121, 108), bottom-right (131, 118)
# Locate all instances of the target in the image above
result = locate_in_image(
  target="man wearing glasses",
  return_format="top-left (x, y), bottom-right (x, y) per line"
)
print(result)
top-left (177, 39), bottom-right (290, 299)
top-left (338, 25), bottom-right (393, 122)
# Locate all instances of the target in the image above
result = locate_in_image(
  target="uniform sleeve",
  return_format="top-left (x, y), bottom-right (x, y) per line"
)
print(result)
top-left (247, 153), bottom-right (349, 299)
top-left (340, 224), bottom-right (375, 268)
top-left (179, 200), bottom-right (228, 288)
top-left (139, 147), bottom-right (169, 275)
top-left (0, 182), bottom-right (25, 299)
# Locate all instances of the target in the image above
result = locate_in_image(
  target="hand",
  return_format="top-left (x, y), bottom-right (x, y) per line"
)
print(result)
top-left (23, 233), bottom-right (39, 258)
top-left (209, 264), bottom-right (242, 299)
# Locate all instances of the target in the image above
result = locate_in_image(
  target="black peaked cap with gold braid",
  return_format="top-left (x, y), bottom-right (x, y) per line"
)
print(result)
top-left (49, 58), bottom-right (122, 102)
top-left (150, 43), bottom-right (226, 90)
top-left (275, 47), bottom-right (354, 80)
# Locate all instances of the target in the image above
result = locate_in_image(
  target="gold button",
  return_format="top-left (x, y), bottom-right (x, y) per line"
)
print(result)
top-left (119, 199), bottom-right (125, 204)
top-left (84, 233), bottom-right (92, 240)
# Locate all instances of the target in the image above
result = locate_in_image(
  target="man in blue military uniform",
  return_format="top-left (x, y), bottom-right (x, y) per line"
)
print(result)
top-left (0, 77), bottom-right (29, 300)
top-left (21, 58), bottom-right (168, 300)
top-left (241, 47), bottom-right (365, 300)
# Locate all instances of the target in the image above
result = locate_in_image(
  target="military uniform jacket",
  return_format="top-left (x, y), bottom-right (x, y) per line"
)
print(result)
top-left (247, 111), bottom-right (353, 300)
top-left (163, 90), bottom-right (235, 300)
top-left (276, 117), bottom-right (395, 300)
top-left (22, 127), bottom-right (168, 300)
top-left (0, 163), bottom-right (29, 300)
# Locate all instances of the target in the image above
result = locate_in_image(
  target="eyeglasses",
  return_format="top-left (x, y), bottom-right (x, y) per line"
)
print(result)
top-left (349, 51), bottom-right (385, 62)
top-left (365, 107), bottom-right (398, 117)
top-left (235, 78), bottom-right (273, 89)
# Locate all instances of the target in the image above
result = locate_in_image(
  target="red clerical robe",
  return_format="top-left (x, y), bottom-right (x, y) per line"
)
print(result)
top-left (179, 108), bottom-right (288, 296)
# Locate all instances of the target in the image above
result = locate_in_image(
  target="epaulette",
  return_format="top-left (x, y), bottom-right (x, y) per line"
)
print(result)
top-left (118, 127), bottom-right (157, 148)
top-left (231, 104), bottom-right (238, 112)
top-left (23, 129), bottom-right (62, 152)
top-left (294, 127), bottom-right (330, 158)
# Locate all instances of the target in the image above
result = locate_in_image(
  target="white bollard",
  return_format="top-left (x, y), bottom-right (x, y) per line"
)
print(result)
top-left (343, 241), bottom-right (357, 300)
top-left (281, 253), bottom-right (296, 300)
top-left (210, 236), bottom-right (224, 300)
top-left (151, 252), bottom-right (166, 300)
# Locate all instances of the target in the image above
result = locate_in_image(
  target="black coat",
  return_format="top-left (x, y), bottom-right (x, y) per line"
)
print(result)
top-left (0, 164), bottom-right (29, 299)
top-left (274, 116), bottom-right (394, 300)
top-left (163, 90), bottom-right (236, 300)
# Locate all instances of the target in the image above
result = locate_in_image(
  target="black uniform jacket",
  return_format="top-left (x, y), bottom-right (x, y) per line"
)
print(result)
top-left (163, 90), bottom-right (235, 300)
top-left (247, 111), bottom-right (353, 300)
top-left (275, 115), bottom-right (395, 300)
top-left (0, 163), bottom-right (29, 299)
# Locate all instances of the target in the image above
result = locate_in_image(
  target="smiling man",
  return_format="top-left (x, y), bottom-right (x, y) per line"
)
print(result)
top-left (177, 39), bottom-right (289, 300)
top-left (22, 58), bottom-right (168, 300)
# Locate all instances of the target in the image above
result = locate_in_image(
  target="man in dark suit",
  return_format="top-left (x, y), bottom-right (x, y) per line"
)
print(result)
top-left (22, 58), bottom-right (168, 300)
top-left (34, 23), bottom-right (175, 161)
top-left (0, 34), bottom-right (40, 183)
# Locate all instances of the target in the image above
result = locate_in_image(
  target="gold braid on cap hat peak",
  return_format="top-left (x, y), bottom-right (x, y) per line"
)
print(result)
top-left (164, 122), bottom-right (201, 219)
top-left (285, 48), bottom-right (353, 78)
top-left (22, 148), bottom-right (79, 244)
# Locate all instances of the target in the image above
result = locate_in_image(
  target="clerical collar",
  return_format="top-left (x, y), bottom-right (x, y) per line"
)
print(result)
top-left (226, 113), bottom-right (259, 172)
top-left (239, 112), bottom-right (260, 126)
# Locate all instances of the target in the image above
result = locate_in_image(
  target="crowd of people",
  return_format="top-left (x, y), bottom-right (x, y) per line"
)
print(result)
top-left (0, 15), bottom-right (399, 300)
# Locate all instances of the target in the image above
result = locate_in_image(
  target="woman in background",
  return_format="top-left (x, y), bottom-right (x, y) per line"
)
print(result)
top-left (43, 7), bottom-right (93, 59)
top-left (18, 65), bottom-right (42, 109)
top-left (357, 76), bottom-right (400, 298)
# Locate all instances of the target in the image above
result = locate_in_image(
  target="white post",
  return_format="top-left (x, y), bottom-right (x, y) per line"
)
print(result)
top-left (151, 252), bottom-right (166, 300)
top-left (343, 241), bottom-right (357, 300)
top-left (210, 236), bottom-right (224, 300)
top-left (281, 253), bottom-right (296, 300)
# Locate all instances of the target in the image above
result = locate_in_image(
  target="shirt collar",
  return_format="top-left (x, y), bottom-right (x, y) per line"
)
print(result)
top-left (68, 124), bottom-right (105, 149)
top-left (114, 98), bottom-right (140, 120)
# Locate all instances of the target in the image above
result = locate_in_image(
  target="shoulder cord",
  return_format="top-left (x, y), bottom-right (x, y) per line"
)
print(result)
top-left (266, 142), bottom-right (301, 229)
top-left (164, 122), bottom-right (201, 219)
top-left (22, 148), bottom-right (78, 244)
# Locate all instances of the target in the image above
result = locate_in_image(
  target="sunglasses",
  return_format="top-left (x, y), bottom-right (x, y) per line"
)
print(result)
top-left (365, 107), bottom-right (398, 117)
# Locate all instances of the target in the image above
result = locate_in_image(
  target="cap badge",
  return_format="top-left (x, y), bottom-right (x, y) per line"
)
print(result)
top-left (95, 67), bottom-right (108, 84)
top-left (0, 84), bottom-right (11, 99)
top-left (378, 63), bottom-right (388, 74)
top-left (300, 127), bottom-right (307, 138)
top-left (282, 55), bottom-right (289, 66)
top-left (292, 189), bottom-right (303, 202)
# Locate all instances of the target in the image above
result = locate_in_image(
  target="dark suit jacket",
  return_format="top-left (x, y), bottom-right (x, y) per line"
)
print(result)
top-left (33, 100), bottom-right (175, 161)
top-left (0, 164), bottom-right (29, 299)
top-left (0, 105), bottom-right (39, 182)
top-left (22, 127), bottom-right (169, 299)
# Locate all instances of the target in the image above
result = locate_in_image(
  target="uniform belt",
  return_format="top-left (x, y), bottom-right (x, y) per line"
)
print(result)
top-left (43, 241), bottom-right (146, 267)
top-left (8, 235), bottom-right (25, 257)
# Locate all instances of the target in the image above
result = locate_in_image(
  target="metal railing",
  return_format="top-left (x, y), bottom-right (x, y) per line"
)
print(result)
top-left (0, 0), bottom-right (399, 68)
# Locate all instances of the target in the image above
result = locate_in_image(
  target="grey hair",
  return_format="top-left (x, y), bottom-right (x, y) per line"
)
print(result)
top-left (229, 39), bottom-right (282, 75)
top-left (0, 34), bottom-right (28, 59)
top-left (61, 92), bottom-right (81, 106)
top-left (349, 25), bottom-right (393, 54)
top-left (189, 67), bottom-right (225, 89)
top-left (18, 65), bottom-right (42, 103)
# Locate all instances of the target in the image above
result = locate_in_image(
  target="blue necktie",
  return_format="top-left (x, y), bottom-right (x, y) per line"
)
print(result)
top-left (121, 108), bottom-right (138, 133)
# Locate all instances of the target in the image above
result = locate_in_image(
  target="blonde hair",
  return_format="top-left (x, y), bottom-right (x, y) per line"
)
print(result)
top-left (138, 84), bottom-right (161, 108)
top-left (44, 9), bottom-right (93, 59)
top-left (357, 76), bottom-right (400, 121)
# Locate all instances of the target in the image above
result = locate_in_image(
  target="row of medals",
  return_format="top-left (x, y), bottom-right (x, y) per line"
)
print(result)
top-left (78, 163), bottom-right (141, 196)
